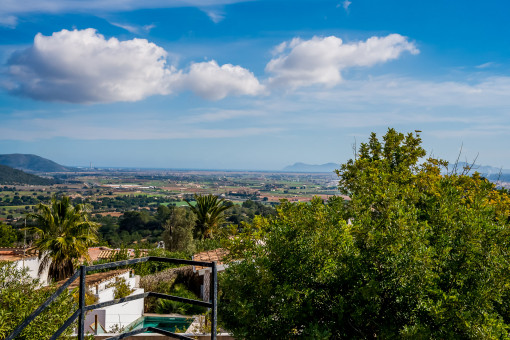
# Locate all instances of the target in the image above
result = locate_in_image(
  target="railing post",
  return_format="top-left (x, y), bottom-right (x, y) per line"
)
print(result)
top-left (211, 261), bottom-right (217, 340)
top-left (78, 265), bottom-right (86, 340)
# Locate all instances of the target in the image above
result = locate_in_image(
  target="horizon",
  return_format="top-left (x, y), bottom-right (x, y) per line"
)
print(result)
top-left (1, 1), bottom-right (510, 169)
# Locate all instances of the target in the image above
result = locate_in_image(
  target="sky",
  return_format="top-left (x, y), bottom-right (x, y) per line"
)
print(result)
top-left (1, 0), bottom-right (510, 170)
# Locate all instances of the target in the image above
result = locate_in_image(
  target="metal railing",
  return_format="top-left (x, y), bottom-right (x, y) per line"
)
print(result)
top-left (7, 256), bottom-right (218, 340)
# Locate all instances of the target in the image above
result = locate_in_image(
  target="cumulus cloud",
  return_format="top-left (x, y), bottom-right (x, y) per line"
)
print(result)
top-left (7, 29), bottom-right (176, 103)
top-left (266, 34), bottom-right (419, 89)
top-left (7, 29), bottom-right (263, 103)
top-left (180, 61), bottom-right (265, 100)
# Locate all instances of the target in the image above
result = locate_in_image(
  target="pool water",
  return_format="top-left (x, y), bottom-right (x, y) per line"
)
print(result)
top-left (128, 316), bottom-right (194, 333)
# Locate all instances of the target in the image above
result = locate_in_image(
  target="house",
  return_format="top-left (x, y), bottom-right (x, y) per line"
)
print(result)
top-left (59, 269), bottom-right (144, 334)
top-left (0, 247), bottom-right (50, 286)
top-left (192, 248), bottom-right (229, 302)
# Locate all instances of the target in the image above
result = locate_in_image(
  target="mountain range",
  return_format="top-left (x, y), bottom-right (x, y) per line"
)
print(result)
top-left (0, 154), bottom-right (71, 173)
top-left (283, 162), bottom-right (340, 173)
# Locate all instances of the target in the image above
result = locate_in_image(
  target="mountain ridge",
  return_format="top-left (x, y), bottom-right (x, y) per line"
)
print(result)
top-left (0, 164), bottom-right (57, 185)
top-left (0, 154), bottom-right (71, 172)
top-left (283, 162), bottom-right (340, 173)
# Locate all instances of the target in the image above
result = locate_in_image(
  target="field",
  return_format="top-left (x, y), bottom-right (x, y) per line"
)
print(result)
top-left (0, 169), bottom-right (344, 220)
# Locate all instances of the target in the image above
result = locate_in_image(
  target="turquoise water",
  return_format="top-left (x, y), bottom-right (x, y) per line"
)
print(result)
top-left (128, 316), bottom-right (193, 333)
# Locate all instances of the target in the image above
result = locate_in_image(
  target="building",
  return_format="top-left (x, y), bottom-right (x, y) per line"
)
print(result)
top-left (60, 269), bottom-right (144, 334)
top-left (0, 247), bottom-right (50, 286)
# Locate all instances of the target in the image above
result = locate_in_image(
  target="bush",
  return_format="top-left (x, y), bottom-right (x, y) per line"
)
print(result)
top-left (106, 277), bottom-right (134, 299)
top-left (155, 284), bottom-right (206, 315)
top-left (0, 261), bottom-right (76, 339)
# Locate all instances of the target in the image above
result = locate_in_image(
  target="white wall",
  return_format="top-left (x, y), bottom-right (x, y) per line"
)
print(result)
top-left (15, 256), bottom-right (49, 286)
top-left (85, 272), bottom-right (144, 334)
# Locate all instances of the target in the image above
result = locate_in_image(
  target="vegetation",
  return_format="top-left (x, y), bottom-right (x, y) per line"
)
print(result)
top-left (186, 194), bottom-right (231, 239)
top-left (0, 261), bottom-right (75, 339)
top-left (155, 283), bottom-right (206, 315)
top-left (26, 196), bottom-right (100, 281)
top-left (0, 164), bottom-right (56, 185)
top-left (0, 223), bottom-right (18, 247)
top-left (220, 129), bottom-right (510, 339)
top-left (106, 277), bottom-right (134, 299)
top-left (162, 207), bottom-right (196, 253)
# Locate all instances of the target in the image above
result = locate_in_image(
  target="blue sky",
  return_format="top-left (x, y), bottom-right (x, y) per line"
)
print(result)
top-left (1, 0), bottom-right (509, 170)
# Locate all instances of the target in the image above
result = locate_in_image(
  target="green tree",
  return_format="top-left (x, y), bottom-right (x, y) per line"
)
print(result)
top-left (0, 261), bottom-right (75, 339)
top-left (185, 194), bottom-right (231, 239)
top-left (26, 196), bottom-right (99, 282)
top-left (162, 207), bottom-right (196, 253)
top-left (220, 129), bottom-right (510, 339)
top-left (0, 223), bottom-right (18, 246)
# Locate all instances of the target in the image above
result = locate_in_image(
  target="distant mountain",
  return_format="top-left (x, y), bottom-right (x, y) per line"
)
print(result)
top-left (0, 154), bottom-right (71, 172)
top-left (454, 162), bottom-right (510, 183)
top-left (283, 162), bottom-right (340, 173)
top-left (0, 164), bottom-right (56, 185)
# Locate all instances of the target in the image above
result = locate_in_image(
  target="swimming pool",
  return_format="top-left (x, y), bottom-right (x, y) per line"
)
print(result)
top-left (127, 315), bottom-right (194, 333)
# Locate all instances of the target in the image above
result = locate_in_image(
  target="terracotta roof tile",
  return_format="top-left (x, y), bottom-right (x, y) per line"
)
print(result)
top-left (193, 248), bottom-right (229, 271)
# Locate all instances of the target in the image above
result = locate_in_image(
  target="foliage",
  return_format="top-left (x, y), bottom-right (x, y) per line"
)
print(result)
top-left (186, 194), bottom-right (231, 240)
top-left (132, 248), bottom-right (190, 277)
top-left (226, 200), bottom-right (276, 226)
top-left (194, 238), bottom-right (222, 253)
top-left (220, 128), bottom-right (510, 339)
top-left (162, 207), bottom-right (196, 253)
top-left (26, 195), bottom-right (100, 282)
top-left (0, 223), bottom-right (18, 246)
top-left (0, 164), bottom-right (56, 185)
top-left (0, 261), bottom-right (75, 339)
top-left (106, 277), bottom-right (134, 299)
top-left (72, 289), bottom-right (99, 306)
top-left (155, 283), bottom-right (206, 315)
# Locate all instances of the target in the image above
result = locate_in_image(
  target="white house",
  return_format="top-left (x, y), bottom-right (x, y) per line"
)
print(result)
top-left (64, 269), bottom-right (144, 334)
top-left (0, 247), bottom-right (50, 286)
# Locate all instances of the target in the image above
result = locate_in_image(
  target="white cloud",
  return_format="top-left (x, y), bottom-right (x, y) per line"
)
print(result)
top-left (6, 29), bottom-right (264, 103)
top-left (202, 8), bottom-right (226, 23)
top-left (7, 28), bottom-right (177, 103)
top-left (110, 22), bottom-right (156, 34)
top-left (0, 0), bottom-right (248, 27)
top-left (180, 61), bottom-right (265, 100)
top-left (0, 15), bottom-right (17, 28)
top-left (342, 0), bottom-right (352, 12)
top-left (266, 34), bottom-right (419, 89)
top-left (476, 61), bottom-right (497, 69)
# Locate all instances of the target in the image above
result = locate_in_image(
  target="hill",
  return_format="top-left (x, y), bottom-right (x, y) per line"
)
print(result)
top-left (0, 164), bottom-right (56, 185)
top-left (454, 161), bottom-right (510, 183)
top-left (283, 162), bottom-right (340, 173)
top-left (0, 154), bottom-right (70, 172)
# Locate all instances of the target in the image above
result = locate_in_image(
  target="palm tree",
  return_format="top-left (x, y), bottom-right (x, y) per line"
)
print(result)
top-left (185, 194), bottom-right (231, 239)
top-left (26, 196), bottom-right (99, 282)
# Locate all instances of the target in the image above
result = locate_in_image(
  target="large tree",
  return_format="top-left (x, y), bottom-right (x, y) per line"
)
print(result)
top-left (185, 194), bottom-right (231, 239)
top-left (27, 196), bottom-right (99, 281)
top-left (162, 207), bottom-right (196, 253)
top-left (220, 129), bottom-right (510, 339)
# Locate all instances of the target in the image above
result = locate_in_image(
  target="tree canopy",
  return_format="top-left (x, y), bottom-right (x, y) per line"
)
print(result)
top-left (186, 194), bottom-right (231, 239)
top-left (220, 129), bottom-right (510, 339)
top-left (26, 196), bottom-right (99, 281)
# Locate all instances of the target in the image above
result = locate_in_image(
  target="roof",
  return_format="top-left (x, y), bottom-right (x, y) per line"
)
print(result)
top-left (57, 269), bottom-right (131, 290)
top-left (87, 246), bottom-right (112, 262)
top-left (0, 247), bottom-right (38, 262)
top-left (192, 248), bottom-right (229, 271)
top-left (86, 247), bottom-right (149, 263)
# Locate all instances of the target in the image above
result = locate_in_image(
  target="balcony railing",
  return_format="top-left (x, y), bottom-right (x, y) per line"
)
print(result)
top-left (6, 256), bottom-right (218, 340)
